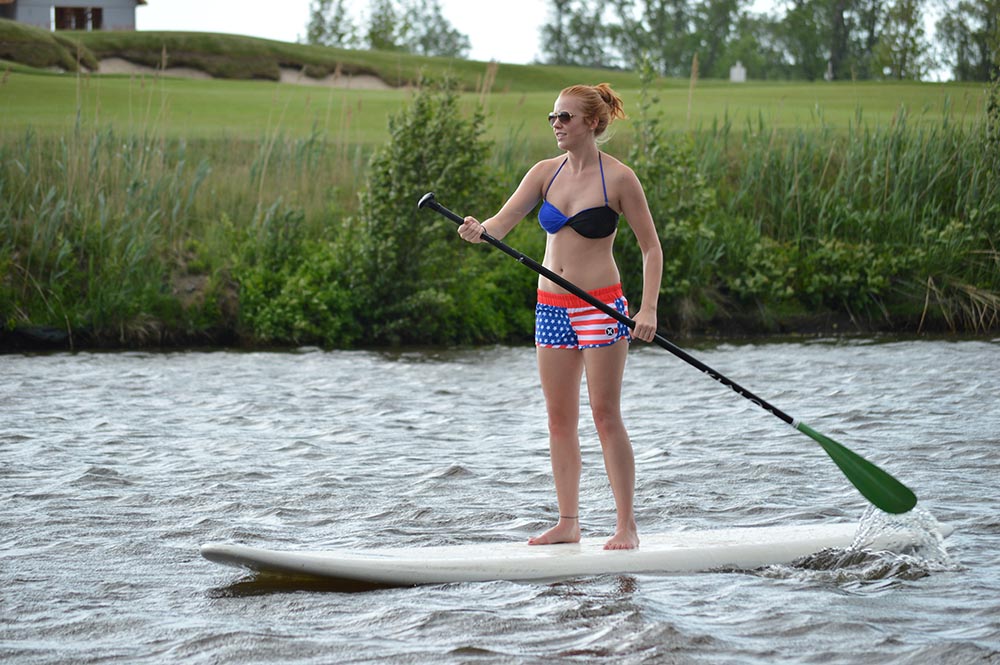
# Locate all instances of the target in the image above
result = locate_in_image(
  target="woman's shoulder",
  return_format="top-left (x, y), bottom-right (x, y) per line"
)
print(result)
top-left (599, 152), bottom-right (640, 184)
top-left (529, 155), bottom-right (567, 172)
top-left (522, 155), bottom-right (567, 184)
top-left (599, 151), bottom-right (633, 171)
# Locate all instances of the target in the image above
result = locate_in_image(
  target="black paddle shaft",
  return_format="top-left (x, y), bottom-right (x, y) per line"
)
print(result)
top-left (417, 192), bottom-right (797, 427)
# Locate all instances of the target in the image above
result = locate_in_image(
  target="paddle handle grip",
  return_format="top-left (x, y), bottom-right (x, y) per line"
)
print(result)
top-left (417, 192), bottom-right (796, 426)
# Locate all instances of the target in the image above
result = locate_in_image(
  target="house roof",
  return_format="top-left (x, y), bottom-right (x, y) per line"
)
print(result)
top-left (0, 1), bottom-right (149, 4)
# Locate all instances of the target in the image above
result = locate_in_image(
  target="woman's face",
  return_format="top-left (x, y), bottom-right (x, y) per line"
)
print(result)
top-left (550, 95), bottom-right (594, 150)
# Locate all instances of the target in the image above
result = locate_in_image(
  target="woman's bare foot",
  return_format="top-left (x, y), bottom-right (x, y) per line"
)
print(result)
top-left (604, 523), bottom-right (639, 550)
top-left (528, 517), bottom-right (581, 545)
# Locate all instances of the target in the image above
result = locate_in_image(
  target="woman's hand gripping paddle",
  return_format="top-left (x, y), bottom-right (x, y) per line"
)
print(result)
top-left (418, 192), bottom-right (917, 514)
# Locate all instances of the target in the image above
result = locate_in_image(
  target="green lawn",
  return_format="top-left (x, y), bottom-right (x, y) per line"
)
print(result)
top-left (0, 18), bottom-right (987, 144)
top-left (0, 69), bottom-right (986, 148)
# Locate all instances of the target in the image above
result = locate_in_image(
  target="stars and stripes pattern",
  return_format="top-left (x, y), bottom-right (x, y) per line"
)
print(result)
top-left (535, 285), bottom-right (631, 350)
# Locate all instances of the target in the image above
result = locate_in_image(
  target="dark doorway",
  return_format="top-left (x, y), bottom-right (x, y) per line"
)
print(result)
top-left (55, 7), bottom-right (104, 30)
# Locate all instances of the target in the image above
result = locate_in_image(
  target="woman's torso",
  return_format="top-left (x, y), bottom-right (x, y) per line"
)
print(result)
top-left (537, 152), bottom-right (621, 293)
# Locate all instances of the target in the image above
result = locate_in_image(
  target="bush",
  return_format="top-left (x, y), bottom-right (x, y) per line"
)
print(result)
top-left (344, 75), bottom-right (508, 345)
top-left (617, 57), bottom-right (725, 332)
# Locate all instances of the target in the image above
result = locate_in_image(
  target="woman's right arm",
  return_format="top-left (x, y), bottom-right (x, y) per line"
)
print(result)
top-left (459, 161), bottom-right (550, 243)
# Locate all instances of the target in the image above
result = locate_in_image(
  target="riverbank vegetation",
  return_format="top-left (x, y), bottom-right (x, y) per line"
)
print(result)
top-left (1, 31), bottom-right (997, 349)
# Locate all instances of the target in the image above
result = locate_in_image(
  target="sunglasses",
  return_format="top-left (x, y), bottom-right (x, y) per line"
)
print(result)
top-left (547, 112), bottom-right (576, 126)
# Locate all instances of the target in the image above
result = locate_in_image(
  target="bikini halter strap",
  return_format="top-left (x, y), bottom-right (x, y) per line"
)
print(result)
top-left (544, 158), bottom-right (567, 199)
top-left (544, 153), bottom-right (608, 203)
top-left (598, 152), bottom-right (609, 206)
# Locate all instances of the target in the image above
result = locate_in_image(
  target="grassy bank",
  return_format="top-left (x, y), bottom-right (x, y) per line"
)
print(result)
top-left (0, 26), bottom-right (997, 349)
top-left (0, 67), bottom-right (986, 142)
top-left (1, 17), bottom-right (986, 141)
top-left (0, 17), bottom-right (662, 92)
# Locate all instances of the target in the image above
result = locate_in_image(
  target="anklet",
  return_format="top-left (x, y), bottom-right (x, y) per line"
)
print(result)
top-left (560, 515), bottom-right (579, 520)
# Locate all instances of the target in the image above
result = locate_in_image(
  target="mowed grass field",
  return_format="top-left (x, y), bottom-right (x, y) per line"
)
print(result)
top-left (0, 68), bottom-right (987, 147)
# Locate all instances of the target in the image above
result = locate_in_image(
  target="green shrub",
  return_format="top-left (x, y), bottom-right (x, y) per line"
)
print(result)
top-left (344, 75), bottom-right (507, 345)
top-left (238, 237), bottom-right (358, 346)
top-left (618, 57), bottom-right (725, 331)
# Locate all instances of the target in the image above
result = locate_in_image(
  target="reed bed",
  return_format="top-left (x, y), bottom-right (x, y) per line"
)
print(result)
top-left (690, 100), bottom-right (999, 332)
top-left (0, 124), bottom-right (371, 344)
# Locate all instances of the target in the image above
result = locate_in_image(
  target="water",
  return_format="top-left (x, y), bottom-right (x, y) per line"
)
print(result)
top-left (2, 339), bottom-right (998, 664)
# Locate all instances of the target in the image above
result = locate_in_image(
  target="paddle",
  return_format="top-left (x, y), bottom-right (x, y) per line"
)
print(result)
top-left (417, 192), bottom-right (918, 514)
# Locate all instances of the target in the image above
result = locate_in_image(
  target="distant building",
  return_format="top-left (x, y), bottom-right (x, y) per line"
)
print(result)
top-left (0, 0), bottom-right (146, 31)
top-left (729, 60), bottom-right (747, 83)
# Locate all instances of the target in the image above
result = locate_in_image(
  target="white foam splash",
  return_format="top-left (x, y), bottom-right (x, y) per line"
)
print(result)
top-left (755, 505), bottom-right (958, 583)
top-left (851, 505), bottom-right (954, 565)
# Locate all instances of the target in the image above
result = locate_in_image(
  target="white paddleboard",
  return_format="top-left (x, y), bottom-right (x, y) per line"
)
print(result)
top-left (201, 522), bottom-right (951, 586)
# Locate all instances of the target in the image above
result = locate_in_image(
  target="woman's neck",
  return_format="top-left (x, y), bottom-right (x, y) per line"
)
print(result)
top-left (562, 142), bottom-right (600, 172)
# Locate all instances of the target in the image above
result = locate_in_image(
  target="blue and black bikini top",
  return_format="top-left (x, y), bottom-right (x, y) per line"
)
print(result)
top-left (538, 153), bottom-right (620, 239)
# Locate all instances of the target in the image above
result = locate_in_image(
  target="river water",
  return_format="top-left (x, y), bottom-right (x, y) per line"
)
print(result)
top-left (2, 339), bottom-right (998, 664)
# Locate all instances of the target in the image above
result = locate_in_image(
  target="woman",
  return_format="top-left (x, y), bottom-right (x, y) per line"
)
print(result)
top-left (458, 83), bottom-right (662, 550)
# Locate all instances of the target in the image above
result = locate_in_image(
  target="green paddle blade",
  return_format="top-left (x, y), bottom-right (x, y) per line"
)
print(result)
top-left (796, 422), bottom-right (917, 514)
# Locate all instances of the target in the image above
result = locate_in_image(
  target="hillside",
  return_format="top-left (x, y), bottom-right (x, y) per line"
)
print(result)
top-left (0, 18), bottom-right (656, 92)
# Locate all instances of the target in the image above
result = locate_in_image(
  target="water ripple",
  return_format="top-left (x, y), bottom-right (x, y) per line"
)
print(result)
top-left (1, 340), bottom-right (998, 663)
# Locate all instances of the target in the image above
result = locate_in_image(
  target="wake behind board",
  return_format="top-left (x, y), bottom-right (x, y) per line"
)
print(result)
top-left (201, 522), bottom-right (951, 587)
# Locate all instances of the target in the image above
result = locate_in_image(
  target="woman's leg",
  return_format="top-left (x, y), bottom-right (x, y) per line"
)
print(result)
top-left (529, 346), bottom-right (584, 545)
top-left (583, 339), bottom-right (639, 550)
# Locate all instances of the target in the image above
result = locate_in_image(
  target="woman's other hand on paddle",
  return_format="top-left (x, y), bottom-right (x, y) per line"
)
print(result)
top-left (458, 216), bottom-right (486, 243)
top-left (632, 309), bottom-right (657, 342)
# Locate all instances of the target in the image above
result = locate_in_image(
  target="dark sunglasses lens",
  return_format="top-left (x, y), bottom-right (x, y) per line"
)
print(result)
top-left (547, 112), bottom-right (572, 125)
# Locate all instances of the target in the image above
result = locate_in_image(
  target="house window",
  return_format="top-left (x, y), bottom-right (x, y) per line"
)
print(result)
top-left (54, 7), bottom-right (104, 31)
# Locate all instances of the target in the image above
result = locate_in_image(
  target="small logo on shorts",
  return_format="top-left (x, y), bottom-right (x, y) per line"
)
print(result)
top-left (605, 326), bottom-right (616, 337)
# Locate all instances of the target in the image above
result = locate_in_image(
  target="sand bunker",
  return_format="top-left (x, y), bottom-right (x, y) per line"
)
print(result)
top-left (278, 66), bottom-right (391, 89)
top-left (94, 58), bottom-right (391, 89)
top-left (97, 57), bottom-right (213, 80)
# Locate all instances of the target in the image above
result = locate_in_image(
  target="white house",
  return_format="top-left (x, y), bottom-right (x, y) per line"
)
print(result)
top-left (0, 0), bottom-right (146, 31)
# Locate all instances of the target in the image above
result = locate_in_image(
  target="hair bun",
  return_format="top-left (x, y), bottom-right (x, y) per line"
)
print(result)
top-left (594, 83), bottom-right (626, 121)
top-left (559, 83), bottom-right (627, 138)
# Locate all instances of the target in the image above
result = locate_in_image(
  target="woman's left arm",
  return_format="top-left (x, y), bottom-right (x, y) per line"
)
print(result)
top-left (618, 169), bottom-right (663, 342)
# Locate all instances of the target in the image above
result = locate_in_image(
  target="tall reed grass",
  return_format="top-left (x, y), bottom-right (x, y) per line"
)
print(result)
top-left (690, 100), bottom-right (999, 332)
top-left (0, 120), bottom-right (374, 344)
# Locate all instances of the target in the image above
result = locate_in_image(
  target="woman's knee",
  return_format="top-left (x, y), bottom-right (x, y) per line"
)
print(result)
top-left (547, 412), bottom-right (579, 440)
top-left (589, 401), bottom-right (625, 439)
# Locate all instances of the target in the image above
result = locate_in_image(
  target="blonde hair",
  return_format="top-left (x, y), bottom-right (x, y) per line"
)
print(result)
top-left (560, 82), bottom-right (627, 138)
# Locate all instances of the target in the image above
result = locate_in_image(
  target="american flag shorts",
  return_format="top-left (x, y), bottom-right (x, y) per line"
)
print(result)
top-left (535, 284), bottom-right (631, 350)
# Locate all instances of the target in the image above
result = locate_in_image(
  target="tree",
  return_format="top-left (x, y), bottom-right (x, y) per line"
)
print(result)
top-left (777, 0), bottom-right (829, 80)
top-left (873, 0), bottom-right (934, 79)
top-left (365, 0), bottom-right (402, 51)
top-left (618, 0), bottom-right (701, 77)
top-left (847, 0), bottom-right (884, 79)
top-left (346, 78), bottom-right (501, 344)
top-left (539, 4), bottom-right (574, 65)
top-left (611, 0), bottom-right (766, 78)
top-left (937, 0), bottom-right (999, 81)
top-left (691, 0), bottom-right (745, 78)
top-left (399, 0), bottom-right (471, 58)
top-left (828, 0), bottom-right (850, 79)
top-left (305, 0), bottom-right (358, 48)
top-left (725, 11), bottom-right (792, 79)
top-left (307, 0), bottom-right (471, 57)
top-left (540, 0), bottom-right (618, 68)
